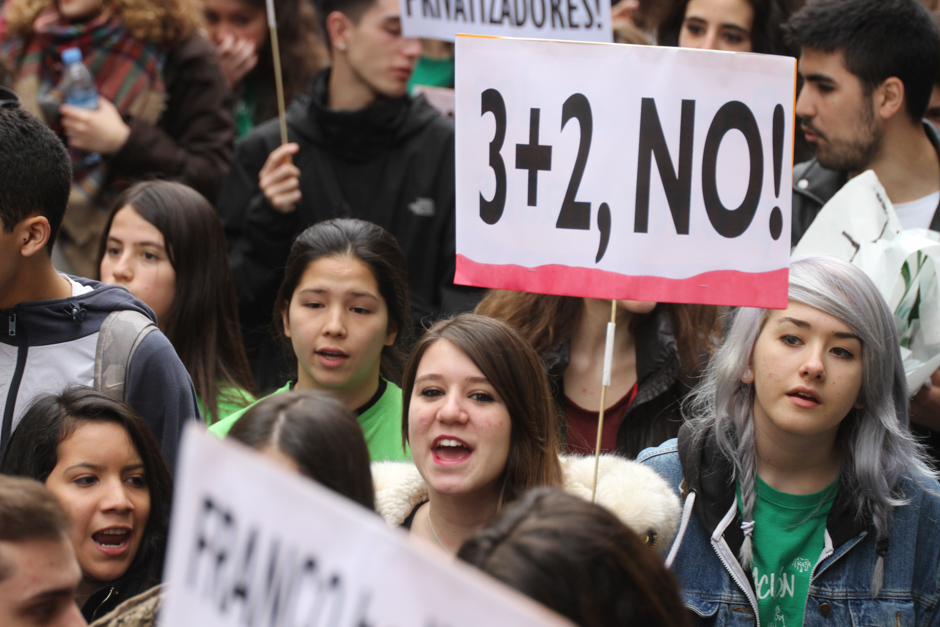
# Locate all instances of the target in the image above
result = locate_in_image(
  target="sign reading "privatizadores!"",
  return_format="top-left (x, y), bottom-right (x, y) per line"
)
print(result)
top-left (401, 0), bottom-right (612, 42)
top-left (455, 37), bottom-right (796, 308)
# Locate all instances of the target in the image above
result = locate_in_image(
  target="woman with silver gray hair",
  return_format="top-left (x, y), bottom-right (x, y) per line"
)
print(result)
top-left (639, 255), bottom-right (940, 627)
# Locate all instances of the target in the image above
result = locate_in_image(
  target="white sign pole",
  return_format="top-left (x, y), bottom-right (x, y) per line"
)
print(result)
top-left (266, 0), bottom-right (289, 146)
top-left (455, 36), bottom-right (796, 308)
top-left (161, 426), bottom-right (573, 627)
top-left (590, 300), bottom-right (616, 503)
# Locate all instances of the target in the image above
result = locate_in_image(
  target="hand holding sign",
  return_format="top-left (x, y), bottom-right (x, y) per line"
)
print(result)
top-left (456, 37), bottom-right (796, 308)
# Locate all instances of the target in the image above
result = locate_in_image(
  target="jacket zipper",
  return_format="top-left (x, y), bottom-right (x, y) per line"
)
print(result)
top-left (1, 311), bottom-right (27, 462)
top-left (711, 505), bottom-right (761, 626)
top-left (91, 587), bottom-right (118, 620)
top-left (809, 530), bottom-right (834, 582)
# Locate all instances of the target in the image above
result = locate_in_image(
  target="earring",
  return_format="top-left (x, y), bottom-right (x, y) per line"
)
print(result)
top-left (742, 368), bottom-right (753, 383)
top-left (338, 42), bottom-right (346, 51)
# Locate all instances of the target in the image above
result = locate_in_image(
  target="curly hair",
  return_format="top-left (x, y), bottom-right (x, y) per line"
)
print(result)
top-left (5, 0), bottom-right (203, 45)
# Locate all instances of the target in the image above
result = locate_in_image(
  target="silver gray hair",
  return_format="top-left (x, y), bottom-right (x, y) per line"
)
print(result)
top-left (685, 255), bottom-right (934, 596)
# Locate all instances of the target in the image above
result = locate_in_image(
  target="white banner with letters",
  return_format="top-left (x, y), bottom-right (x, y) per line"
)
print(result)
top-left (455, 37), bottom-right (796, 308)
top-left (400, 0), bottom-right (611, 43)
top-left (160, 425), bottom-right (572, 627)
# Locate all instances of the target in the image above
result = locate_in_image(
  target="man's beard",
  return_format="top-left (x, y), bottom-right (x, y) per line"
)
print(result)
top-left (810, 99), bottom-right (883, 173)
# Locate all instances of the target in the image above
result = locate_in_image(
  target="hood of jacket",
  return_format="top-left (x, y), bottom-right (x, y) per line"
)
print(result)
top-left (0, 276), bottom-right (156, 345)
top-left (372, 454), bottom-right (682, 554)
top-left (676, 422), bottom-right (868, 561)
top-left (285, 69), bottom-right (443, 163)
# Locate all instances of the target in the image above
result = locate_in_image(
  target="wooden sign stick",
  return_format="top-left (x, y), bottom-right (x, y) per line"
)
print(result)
top-left (590, 300), bottom-right (617, 503)
top-left (266, 0), bottom-right (289, 146)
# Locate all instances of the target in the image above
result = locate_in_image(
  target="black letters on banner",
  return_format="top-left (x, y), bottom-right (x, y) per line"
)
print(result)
top-left (701, 100), bottom-right (762, 238)
top-left (480, 89), bottom-right (507, 224)
top-left (556, 93), bottom-right (592, 229)
top-left (634, 98), bottom-right (695, 235)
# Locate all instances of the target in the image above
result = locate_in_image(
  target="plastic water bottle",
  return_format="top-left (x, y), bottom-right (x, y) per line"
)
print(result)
top-left (60, 47), bottom-right (100, 165)
top-left (61, 47), bottom-right (98, 109)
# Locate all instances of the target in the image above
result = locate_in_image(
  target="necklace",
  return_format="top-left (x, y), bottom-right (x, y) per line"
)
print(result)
top-left (426, 506), bottom-right (448, 552)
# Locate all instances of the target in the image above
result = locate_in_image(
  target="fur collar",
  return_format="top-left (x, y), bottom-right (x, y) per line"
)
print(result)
top-left (372, 454), bottom-right (681, 553)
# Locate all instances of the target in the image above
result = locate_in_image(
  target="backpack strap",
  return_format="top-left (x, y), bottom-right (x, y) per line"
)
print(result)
top-left (94, 310), bottom-right (158, 401)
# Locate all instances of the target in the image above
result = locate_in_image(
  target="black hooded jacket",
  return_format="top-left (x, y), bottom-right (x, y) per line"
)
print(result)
top-left (217, 70), bottom-right (463, 390)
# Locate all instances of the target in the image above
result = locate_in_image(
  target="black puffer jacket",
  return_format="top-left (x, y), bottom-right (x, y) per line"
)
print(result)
top-left (542, 305), bottom-right (696, 459)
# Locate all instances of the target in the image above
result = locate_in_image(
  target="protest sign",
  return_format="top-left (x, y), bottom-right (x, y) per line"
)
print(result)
top-left (160, 425), bottom-right (573, 627)
top-left (400, 0), bottom-right (611, 43)
top-left (455, 37), bottom-right (796, 308)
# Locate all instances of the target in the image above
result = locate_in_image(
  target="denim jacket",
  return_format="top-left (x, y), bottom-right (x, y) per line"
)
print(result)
top-left (638, 429), bottom-right (940, 627)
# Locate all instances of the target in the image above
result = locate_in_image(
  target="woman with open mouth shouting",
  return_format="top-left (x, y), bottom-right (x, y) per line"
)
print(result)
top-left (373, 314), bottom-right (684, 558)
top-left (639, 256), bottom-right (940, 627)
top-left (210, 218), bottom-right (413, 462)
top-left (0, 387), bottom-right (172, 623)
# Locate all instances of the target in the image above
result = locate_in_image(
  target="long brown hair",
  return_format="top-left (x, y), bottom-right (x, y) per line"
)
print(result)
top-left (237, 0), bottom-right (327, 118)
top-left (459, 488), bottom-right (691, 627)
top-left (96, 181), bottom-right (256, 423)
top-left (229, 391), bottom-right (375, 511)
top-left (5, 0), bottom-right (203, 45)
top-left (476, 291), bottom-right (719, 374)
top-left (401, 314), bottom-right (563, 504)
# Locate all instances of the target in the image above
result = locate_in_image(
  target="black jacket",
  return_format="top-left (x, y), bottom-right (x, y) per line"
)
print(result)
top-left (542, 305), bottom-right (692, 459)
top-left (217, 70), bottom-right (466, 390)
top-left (791, 122), bottom-right (940, 244)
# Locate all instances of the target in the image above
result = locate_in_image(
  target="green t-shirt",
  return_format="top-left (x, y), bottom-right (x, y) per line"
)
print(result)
top-left (207, 380), bottom-right (411, 462)
top-left (740, 476), bottom-right (837, 627)
top-left (197, 386), bottom-right (255, 426)
top-left (408, 55), bottom-right (455, 91)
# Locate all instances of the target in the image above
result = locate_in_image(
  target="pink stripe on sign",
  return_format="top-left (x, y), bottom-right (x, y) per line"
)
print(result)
top-left (455, 255), bottom-right (789, 308)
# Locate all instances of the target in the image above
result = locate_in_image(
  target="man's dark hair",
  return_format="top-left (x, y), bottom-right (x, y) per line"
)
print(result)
top-left (786, 0), bottom-right (940, 121)
top-left (316, 0), bottom-right (379, 52)
top-left (0, 106), bottom-right (71, 252)
top-left (0, 476), bottom-right (72, 581)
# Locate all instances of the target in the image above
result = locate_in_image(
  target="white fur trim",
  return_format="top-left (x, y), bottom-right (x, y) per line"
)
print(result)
top-left (372, 461), bottom-right (428, 526)
top-left (371, 454), bottom-right (680, 553)
top-left (561, 454), bottom-right (681, 553)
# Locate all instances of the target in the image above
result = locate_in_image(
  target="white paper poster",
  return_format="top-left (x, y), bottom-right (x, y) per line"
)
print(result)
top-left (161, 426), bottom-right (572, 627)
top-left (455, 36), bottom-right (796, 308)
top-left (401, 0), bottom-right (612, 43)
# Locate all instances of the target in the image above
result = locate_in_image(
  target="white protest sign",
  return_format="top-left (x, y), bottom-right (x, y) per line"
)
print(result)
top-left (161, 425), bottom-right (572, 627)
top-left (401, 0), bottom-right (611, 43)
top-left (455, 37), bottom-right (796, 308)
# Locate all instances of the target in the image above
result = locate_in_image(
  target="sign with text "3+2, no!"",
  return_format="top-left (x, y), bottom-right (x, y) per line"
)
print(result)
top-left (455, 37), bottom-right (796, 308)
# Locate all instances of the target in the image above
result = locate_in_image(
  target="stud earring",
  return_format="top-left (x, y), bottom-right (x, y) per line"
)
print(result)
top-left (338, 42), bottom-right (346, 51)
top-left (742, 368), bottom-right (753, 383)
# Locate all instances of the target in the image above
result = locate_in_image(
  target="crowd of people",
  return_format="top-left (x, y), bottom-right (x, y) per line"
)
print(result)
top-left (2, 0), bottom-right (940, 625)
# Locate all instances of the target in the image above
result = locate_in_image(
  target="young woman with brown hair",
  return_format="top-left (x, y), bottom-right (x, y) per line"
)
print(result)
top-left (373, 312), bottom-right (684, 559)
top-left (209, 218), bottom-right (413, 463)
top-left (97, 181), bottom-right (256, 424)
top-left (476, 293), bottom-right (719, 458)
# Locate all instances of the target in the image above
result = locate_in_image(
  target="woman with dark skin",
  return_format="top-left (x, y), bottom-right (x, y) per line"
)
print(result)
top-left (1, 388), bottom-right (172, 623)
